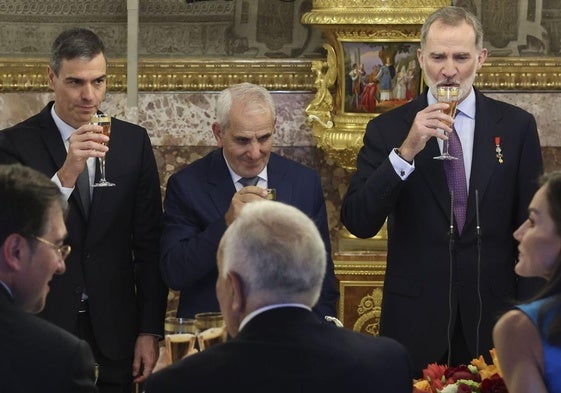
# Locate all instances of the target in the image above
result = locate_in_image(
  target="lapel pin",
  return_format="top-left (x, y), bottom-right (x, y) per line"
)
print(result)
top-left (494, 136), bottom-right (504, 164)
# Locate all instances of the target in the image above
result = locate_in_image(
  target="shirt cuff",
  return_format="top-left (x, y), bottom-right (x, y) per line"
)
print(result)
top-left (389, 148), bottom-right (415, 180)
top-left (51, 172), bottom-right (74, 201)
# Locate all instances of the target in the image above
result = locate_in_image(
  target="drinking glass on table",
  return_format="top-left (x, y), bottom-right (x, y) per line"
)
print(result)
top-left (165, 333), bottom-right (197, 363)
top-left (194, 312), bottom-right (227, 350)
top-left (90, 113), bottom-right (115, 187)
top-left (433, 81), bottom-right (462, 160)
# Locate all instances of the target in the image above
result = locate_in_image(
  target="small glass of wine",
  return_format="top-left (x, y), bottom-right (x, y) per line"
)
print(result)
top-left (433, 81), bottom-right (461, 161)
top-left (90, 113), bottom-right (115, 187)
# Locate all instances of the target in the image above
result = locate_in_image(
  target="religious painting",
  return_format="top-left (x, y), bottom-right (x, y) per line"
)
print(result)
top-left (342, 41), bottom-right (422, 114)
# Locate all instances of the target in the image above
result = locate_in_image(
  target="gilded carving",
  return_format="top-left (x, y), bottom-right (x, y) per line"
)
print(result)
top-left (1, 57), bottom-right (559, 94)
top-left (305, 43), bottom-right (337, 135)
top-left (353, 288), bottom-right (384, 336)
top-left (331, 28), bottom-right (421, 41)
top-left (0, 58), bottom-right (317, 92)
top-left (312, 0), bottom-right (448, 7)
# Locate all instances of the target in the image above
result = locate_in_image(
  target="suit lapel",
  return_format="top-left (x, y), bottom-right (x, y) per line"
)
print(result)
top-left (38, 105), bottom-right (89, 220)
top-left (265, 153), bottom-right (292, 203)
top-left (464, 91), bottom-right (502, 230)
top-left (208, 150), bottom-right (238, 213)
top-left (38, 105), bottom-right (68, 170)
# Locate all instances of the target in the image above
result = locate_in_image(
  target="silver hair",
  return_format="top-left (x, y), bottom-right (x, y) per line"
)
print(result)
top-left (215, 82), bottom-right (276, 130)
top-left (420, 6), bottom-right (484, 52)
top-left (219, 201), bottom-right (326, 307)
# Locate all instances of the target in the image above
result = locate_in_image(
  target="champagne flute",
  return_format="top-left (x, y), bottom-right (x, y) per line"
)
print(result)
top-left (433, 81), bottom-right (461, 160)
top-left (90, 113), bottom-right (116, 187)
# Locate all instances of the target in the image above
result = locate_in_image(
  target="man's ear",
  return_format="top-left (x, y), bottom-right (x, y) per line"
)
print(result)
top-left (476, 48), bottom-right (488, 70)
top-left (416, 48), bottom-right (424, 70)
top-left (2, 234), bottom-right (27, 272)
top-left (211, 123), bottom-right (223, 147)
top-left (46, 65), bottom-right (56, 91)
top-left (227, 271), bottom-right (246, 314)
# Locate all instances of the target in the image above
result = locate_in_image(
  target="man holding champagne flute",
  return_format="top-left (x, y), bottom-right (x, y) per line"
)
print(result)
top-left (341, 6), bottom-right (544, 375)
top-left (0, 28), bottom-right (168, 393)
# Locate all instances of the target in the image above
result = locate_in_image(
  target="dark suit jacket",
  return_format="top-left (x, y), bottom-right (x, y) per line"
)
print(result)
top-left (145, 307), bottom-right (412, 393)
top-left (0, 102), bottom-right (168, 360)
top-left (0, 285), bottom-right (97, 393)
top-left (160, 149), bottom-right (339, 318)
top-left (341, 89), bottom-right (544, 372)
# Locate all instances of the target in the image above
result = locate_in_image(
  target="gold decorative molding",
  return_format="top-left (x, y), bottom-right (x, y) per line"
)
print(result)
top-left (305, 0), bottom-right (448, 25)
top-left (353, 287), bottom-right (383, 336)
top-left (311, 0), bottom-right (447, 6)
top-left (0, 58), bottom-right (317, 92)
top-left (1, 57), bottom-right (559, 94)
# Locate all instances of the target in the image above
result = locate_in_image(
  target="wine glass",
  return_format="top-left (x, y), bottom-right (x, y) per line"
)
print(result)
top-left (90, 113), bottom-right (116, 187)
top-left (433, 81), bottom-right (461, 160)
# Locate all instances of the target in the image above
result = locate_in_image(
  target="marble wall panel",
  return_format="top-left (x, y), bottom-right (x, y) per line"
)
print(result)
top-left (1, 90), bottom-right (561, 249)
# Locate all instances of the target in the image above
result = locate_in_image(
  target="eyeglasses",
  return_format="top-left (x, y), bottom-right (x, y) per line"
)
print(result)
top-left (33, 236), bottom-right (72, 260)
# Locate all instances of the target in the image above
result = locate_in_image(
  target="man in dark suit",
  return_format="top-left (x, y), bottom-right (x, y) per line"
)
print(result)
top-left (147, 201), bottom-right (412, 393)
top-left (341, 6), bottom-right (544, 375)
top-left (0, 164), bottom-right (97, 392)
top-left (160, 82), bottom-right (338, 319)
top-left (0, 28), bottom-right (168, 392)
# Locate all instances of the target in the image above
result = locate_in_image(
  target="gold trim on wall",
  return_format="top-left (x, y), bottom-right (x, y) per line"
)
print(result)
top-left (1, 57), bottom-right (559, 92)
top-left (0, 58), bottom-right (317, 92)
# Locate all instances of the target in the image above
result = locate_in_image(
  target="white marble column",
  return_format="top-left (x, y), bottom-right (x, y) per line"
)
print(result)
top-left (126, 0), bottom-right (139, 122)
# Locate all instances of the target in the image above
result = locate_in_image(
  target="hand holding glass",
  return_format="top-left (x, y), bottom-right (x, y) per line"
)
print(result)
top-left (90, 113), bottom-right (115, 187)
top-left (433, 82), bottom-right (461, 161)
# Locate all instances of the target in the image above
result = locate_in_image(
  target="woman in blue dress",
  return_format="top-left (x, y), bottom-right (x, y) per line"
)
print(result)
top-left (494, 171), bottom-right (561, 393)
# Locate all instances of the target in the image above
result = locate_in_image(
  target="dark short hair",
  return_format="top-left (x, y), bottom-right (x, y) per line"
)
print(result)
top-left (49, 27), bottom-right (106, 75)
top-left (0, 164), bottom-right (66, 245)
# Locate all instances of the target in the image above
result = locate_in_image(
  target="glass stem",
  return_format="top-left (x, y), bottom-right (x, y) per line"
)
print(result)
top-left (100, 158), bottom-right (106, 181)
top-left (442, 131), bottom-right (450, 155)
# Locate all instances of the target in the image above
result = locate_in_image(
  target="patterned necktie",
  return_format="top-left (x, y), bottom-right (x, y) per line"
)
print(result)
top-left (444, 126), bottom-right (468, 234)
top-left (239, 176), bottom-right (259, 187)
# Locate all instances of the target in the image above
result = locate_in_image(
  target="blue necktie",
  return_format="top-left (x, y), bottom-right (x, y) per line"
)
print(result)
top-left (239, 176), bottom-right (259, 187)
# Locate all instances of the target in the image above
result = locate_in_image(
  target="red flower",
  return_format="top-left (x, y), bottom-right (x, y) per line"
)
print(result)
top-left (444, 365), bottom-right (481, 383)
top-left (480, 374), bottom-right (508, 393)
top-left (423, 363), bottom-right (447, 381)
top-left (457, 383), bottom-right (473, 393)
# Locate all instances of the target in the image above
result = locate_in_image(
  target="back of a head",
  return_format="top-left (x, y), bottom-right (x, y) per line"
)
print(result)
top-left (0, 164), bottom-right (66, 245)
top-left (49, 27), bottom-right (106, 76)
top-left (220, 201), bottom-right (326, 306)
top-left (420, 6), bottom-right (484, 51)
top-left (215, 82), bottom-right (276, 130)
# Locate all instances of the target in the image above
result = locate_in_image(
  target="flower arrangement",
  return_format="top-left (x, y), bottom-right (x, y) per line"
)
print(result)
top-left (413, 349), bottom-right (508, 393)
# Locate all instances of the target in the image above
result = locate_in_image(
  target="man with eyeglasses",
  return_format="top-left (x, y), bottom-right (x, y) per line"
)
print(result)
top-left (0, 164), bottom-right (97, 392)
